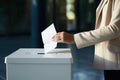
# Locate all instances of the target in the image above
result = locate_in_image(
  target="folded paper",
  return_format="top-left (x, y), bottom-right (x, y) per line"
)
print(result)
top-left (41, 24), bottom-right (57, 54)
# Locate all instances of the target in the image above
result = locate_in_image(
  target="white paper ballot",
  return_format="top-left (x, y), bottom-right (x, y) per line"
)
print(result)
top-left (41, 24), bottom-right (57, 54)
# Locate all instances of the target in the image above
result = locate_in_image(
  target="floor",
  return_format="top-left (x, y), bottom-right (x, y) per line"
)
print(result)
top-left (0, 35), bottom-right (104, 80)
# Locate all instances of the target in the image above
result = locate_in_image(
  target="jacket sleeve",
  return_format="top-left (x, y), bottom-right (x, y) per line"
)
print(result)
top-left (74, 0), bottom-right (120, 49)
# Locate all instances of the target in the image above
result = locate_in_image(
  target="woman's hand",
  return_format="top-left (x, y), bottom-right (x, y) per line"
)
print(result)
top-left (52, 32), bottom-right (75, 44)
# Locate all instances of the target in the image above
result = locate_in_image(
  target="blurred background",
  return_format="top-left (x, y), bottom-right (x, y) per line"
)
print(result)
top-left (0, 0), bottom-right (104, 80)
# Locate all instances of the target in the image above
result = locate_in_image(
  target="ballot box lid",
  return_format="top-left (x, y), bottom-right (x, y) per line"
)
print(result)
top-left (5, 48), bottom-right (72, 64)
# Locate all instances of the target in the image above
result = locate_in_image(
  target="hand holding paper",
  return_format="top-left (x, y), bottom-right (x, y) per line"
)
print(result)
top-left (52, 32), bottom-right (74, 44)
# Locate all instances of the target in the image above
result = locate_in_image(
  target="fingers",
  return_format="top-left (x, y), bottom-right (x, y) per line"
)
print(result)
top-left (52, 33), bottom-right (60, 42)
top-left (52, 32), bottom-right (62, 42)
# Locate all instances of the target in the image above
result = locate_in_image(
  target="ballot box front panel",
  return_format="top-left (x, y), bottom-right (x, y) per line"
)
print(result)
top-left (6, 63), bottom-right (71, 80)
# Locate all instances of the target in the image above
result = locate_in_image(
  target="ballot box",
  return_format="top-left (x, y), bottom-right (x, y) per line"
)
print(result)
top-left (5, 48), bottom-right (72, 80)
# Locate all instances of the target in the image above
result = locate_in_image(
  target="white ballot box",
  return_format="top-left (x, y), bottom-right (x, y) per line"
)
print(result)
top-left (5, 48), bottom-right (72, 80)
